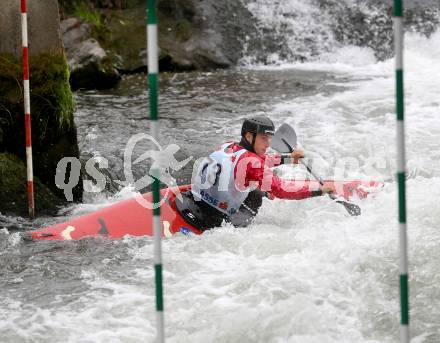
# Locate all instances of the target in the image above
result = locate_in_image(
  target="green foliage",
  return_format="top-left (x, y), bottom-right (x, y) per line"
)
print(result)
top-left (72, 1), bottom-right (110, 41)
top-left (73, 2), bottom-right (103, 28)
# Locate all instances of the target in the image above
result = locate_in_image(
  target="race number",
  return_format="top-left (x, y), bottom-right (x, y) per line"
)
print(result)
top-left (200, 157), bottom-right (222, 186)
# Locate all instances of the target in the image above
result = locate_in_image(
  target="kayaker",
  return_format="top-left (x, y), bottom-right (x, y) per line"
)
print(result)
top-left (176, 115), bottom-right (335, 230)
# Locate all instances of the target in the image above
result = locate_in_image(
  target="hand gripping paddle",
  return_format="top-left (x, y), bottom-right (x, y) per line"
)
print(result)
top-left (271, 123), bottom-right (361, 216)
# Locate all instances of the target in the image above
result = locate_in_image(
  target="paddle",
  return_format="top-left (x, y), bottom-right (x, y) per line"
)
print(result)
top-left (271, 123), bottom-right (361, 216)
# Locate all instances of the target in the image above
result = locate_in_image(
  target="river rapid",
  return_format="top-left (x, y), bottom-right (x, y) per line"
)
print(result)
top-left (1, 31), bottom-right (440, 342)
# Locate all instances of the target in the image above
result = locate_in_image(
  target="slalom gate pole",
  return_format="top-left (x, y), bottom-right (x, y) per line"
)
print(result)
top-left (21, 0), bottom-right (35, 218)
top-left (147, 0), bottom-right (165, 341)
top-left (393, 1), bottom-right (410, 342)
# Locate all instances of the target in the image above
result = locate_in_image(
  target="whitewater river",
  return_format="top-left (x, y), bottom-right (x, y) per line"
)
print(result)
top-left (1, 32), bottom-right (440, 342)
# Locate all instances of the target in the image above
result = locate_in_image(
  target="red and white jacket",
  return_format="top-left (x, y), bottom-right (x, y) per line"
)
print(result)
top-left (191, 142), bottom-right (316, 216)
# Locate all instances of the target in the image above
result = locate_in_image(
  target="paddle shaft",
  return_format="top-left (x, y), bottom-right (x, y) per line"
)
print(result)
top-left (281, 137), bottom-right (329, 190)
top-left (276, 132), bottom-right (361, 216)
top-left (299, 160), bottom-right (336, 200)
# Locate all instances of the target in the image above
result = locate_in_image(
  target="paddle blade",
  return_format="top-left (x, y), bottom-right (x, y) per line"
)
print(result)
top-left (271, 122), bottom-right (362, 216)
top-left (271, 123), bottom-right (298, 153)
top-left (334, 198), bottom-right (362, 216)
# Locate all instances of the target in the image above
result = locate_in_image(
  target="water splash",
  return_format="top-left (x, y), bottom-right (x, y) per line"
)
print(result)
top-left (241, 0), bottom-right (440, 64)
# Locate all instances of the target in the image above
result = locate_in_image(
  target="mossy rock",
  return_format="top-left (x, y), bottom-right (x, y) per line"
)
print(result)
top-left (100, 6), bottom-right (148, 72)
top-left (0, 52), bottom-right (74, 141)
top-left (0, 52), bottom-right (83, 203)
top-left (176, 19), bottom-right (193, 42)
top-left (0, 153), bottom-right (62, 216)
top-left (156, 48), bottom-right (193, 72)
top-left (70, 57), bottom-right (121, 90)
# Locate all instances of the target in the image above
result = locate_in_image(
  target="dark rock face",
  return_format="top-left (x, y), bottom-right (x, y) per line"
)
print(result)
top-left (243, 0), bottom-right (440, 63)
top-left (100, 6), bottom-right (151, 73)
top-left (156, 0), bottom-right (256, 70)
top-left (323, 1), bottom-right (395, 61)
top-left (324, 0), bottom-right (440, 61)
top-left (0, 153), bottom-right (62, 216)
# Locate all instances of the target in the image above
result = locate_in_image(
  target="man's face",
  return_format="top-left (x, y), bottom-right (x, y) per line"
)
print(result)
top-left (245, 132), bottom-right (272, 156)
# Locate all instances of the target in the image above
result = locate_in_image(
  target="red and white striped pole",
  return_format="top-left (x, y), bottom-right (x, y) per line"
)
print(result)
top-left (21, 0), bottom-right (35, 218)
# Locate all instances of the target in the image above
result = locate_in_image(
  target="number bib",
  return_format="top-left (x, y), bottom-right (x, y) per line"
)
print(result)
top-left (191, 143), bottom-right (251, 216)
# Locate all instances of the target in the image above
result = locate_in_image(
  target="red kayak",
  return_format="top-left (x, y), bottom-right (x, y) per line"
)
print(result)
top-left (28, 180), bottom-right (381, 241)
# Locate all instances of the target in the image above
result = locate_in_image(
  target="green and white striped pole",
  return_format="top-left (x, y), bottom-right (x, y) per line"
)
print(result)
top-left (393, 1), bottom-right (410, 342)
top-left (147, 1), bottom-right (164, 341)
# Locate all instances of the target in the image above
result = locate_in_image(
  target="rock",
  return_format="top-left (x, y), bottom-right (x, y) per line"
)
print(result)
top-left (177, 32), bottom-right (232, 69)
top-left (68, 38), bottom-right (106, 68)
top-left (60, 18), bottom-right (121, 90)
top-left (188, 0), bottom-right (257, 67)
top-left (99, 8), bottom-right (147, 72)
top-left (0, 153), bottom-right (62, 216)
top-left (325, 0), bottom-right (440, 61)
top-left (61, 18), bottom-right (92, 48)
top-left (67, 37), bottom-right (121, 90)
top-left (155, 0), bottom-right (244, 70)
